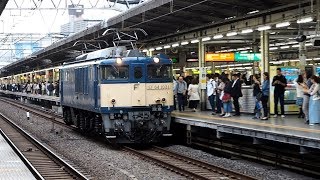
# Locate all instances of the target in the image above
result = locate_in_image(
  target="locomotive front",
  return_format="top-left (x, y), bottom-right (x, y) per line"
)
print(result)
top-left (99, 54), bottom-right (174, 143)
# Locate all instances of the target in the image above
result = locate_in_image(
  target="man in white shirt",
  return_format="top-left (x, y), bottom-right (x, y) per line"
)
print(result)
top-left (207, 74), bottom-right (217, 115)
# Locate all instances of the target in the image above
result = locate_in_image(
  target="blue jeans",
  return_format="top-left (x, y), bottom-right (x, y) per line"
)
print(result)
top-left (177, 93), bottom-right (185, 111)
top-left (223, 102), bottom-right (232, 113)
top-left (209, 94), bottom-right (216, 112)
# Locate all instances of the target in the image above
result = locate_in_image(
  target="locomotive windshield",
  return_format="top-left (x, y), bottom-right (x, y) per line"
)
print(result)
top-left (100, 65), bottom-right (129, 80)
top-left (147, 64), bottom-right (172, 79)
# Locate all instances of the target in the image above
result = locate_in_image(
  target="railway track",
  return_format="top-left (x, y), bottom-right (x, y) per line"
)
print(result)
top-left (0, 98), bottom-right (76, 130)
top-left (124, 146), bottom-right (256, 180)
top-left (0, 112), bottom-right (89, 179)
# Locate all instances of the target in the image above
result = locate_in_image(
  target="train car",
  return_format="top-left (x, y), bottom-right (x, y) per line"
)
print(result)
top-left (60, 46), bottom-right (174, 143)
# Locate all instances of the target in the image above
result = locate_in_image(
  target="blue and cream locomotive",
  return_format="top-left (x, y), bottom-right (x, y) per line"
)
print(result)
top-left (60, 46), bottom-right (174, 143)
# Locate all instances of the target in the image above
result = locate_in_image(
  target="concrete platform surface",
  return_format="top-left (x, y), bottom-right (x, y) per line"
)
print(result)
top-left (172, 111), bottom-right (320, 149)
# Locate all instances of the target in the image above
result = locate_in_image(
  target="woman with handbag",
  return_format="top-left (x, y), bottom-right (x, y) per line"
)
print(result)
top-left (252, 75), bottom-right (262, 119)
top-left (303, 75), bottom-right (320, 125)
top-left (188, 78), bottom-right (200, 112)
top-left (222, 78), bottom-right (232, 118)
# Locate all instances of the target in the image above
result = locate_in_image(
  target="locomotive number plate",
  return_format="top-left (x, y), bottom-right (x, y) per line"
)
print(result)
top-left (147, 84), bottom-right (170, 90)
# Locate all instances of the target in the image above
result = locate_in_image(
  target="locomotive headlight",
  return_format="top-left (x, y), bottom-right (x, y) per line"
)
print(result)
top-left (155, 98), bottom-right (161, 104)
top-left (162, 98), bottom-right (166, 102)
top-left (111, 99), bottom-right (116, 104)
top-left (153, 57), bottom-right (160, 63)
top-left (116, 57), bottom-right (122, 64)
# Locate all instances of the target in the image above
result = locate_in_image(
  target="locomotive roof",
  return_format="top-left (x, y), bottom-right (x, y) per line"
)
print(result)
top-left (61, 54), bottom-right (172, 69)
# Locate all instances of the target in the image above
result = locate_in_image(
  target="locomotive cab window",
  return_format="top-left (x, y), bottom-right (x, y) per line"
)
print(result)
top-left (101, 65), bottom-right (129, 80)
top-left (134, 67), bottom-right (143, 79)
top-left (147, 64), bottom-right (172, 79)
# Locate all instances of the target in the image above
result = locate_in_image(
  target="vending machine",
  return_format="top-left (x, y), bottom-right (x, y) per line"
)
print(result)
top-left (269, 66), bottom-right (299, 114)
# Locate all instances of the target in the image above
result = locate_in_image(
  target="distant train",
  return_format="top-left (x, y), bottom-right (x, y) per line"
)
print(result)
top-left (1, 46), bottom-right (174, 143)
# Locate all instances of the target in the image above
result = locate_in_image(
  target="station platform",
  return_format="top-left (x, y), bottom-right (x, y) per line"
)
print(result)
top-left (0, 90), bottom-right (60, 103)
top-left (172, 111), bottom-right (320, 150)
top-left (0, 132), bottom-right (36, 179)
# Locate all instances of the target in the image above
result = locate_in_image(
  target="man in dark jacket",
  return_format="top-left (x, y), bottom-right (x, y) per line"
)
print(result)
top-left (272, 68), bottom-right (287, 118)
top-left (231, 74), bottom-right (243, 116)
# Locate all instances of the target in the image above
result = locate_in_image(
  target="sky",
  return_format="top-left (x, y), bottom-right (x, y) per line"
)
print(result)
top-left (0, 0), bottom-right (129, 34)
top-left (0, 0), bottom-right (146, 67)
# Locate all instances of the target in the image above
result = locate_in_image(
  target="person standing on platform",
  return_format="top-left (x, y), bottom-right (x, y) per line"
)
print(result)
top-left (41, 82), bottom-right (46, 95)
top-left (272, 68), bottom-right (287, 118)
top-left (303, 75), bottom-right (320, 125)
top-left (206, 74), bottom-right (217, 115)
top-left (231, 74), bottom-right (242, 116)
top-left (216, 75), bottom-right (224, 115)
top-left (294, 75), bottom-right (304, 118)
top-left (173, 77), bottom-right (177, 110)
top-left (302, 72), bottom-right (312, 123)
top-left (174, 76), bottom-right (187, 112)
top-left (252, 75), bottom-right (262, 119)
top-left (26, 82), bottom-right (31, 94)
top-left (188, 78), bottom-right (200, 112)
top-left (261, 72), bottom-right (270, 120)
top-left (222, 78), bottom-right (232, 118)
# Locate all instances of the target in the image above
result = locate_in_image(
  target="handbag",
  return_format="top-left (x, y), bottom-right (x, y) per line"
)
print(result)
top-left (256, 92), bottom-right (262, 101)
top-left (219, 91), bottom-right (224, 100)
top-left (222, 93), bottom-right (231, 102)
top-left (313, 92), bottom-right (320, 101)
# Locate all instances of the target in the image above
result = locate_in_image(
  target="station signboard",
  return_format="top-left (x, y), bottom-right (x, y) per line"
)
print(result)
top-left (205, 53), bottom-right (235, 62)
top-left (235, 52), bottom-right (261, 61)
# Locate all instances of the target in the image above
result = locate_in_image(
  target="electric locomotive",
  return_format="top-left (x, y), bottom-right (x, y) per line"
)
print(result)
top-left (60, 46), bottom-right (174, 143)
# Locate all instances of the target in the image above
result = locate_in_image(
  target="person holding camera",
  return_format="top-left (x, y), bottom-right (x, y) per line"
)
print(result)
top-left (272, 68), bottom-right (287, 118)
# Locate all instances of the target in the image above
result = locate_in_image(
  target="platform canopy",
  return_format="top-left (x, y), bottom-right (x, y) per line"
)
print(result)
top-left (0, 0), bottom-right (310, 76)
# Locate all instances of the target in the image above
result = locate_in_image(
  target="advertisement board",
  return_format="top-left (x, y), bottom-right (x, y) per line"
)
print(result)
top-left (205, 53), bottom-right (235, 62)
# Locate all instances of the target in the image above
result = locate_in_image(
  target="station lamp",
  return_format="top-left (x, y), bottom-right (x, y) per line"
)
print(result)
top-left (164, 45), bottom-right (171, 49)
top-left (297, 17), bottom-right (313, 24)
top-left (181, 41), bottom-right (189, 45)
top-left (241, 29), bottom-right (253, 34)
top-left (149, 48), bottom-right (155, 51)
top-left (191, 39), bottom-right (199, 43)
top-left (257, 25), bottom-right (271, 31)
top-left (280, 46), bottom-right (290, 49)
top-left (202, 37), bottom-right (211, 42)
top-left (276, 22), bottom-right (290, 28)
top-left (142, 49), bottom-right (148, 52)
top-left (172, 43), bottom-right (179, 47)
top-left (226, 32), bottom-right (237, 37)
top-left (213, 34), bottom-right (223, 39)
top-left (156, 47), bottom-right (163, 50)
top-left (269, 47), bottom-right (278, 51)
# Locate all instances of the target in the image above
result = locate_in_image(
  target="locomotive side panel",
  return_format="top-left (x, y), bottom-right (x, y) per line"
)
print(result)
top-left (61, 65), bottom-right (98, 112)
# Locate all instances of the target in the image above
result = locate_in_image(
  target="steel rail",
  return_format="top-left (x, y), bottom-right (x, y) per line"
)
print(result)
top-left (124, 146), bottom-right (256, 180)
top-left (0, 112), bottom-right (89, 179)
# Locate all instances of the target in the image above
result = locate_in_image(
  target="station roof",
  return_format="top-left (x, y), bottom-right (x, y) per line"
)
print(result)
top-left (0, 0), bottom-right (309, 76)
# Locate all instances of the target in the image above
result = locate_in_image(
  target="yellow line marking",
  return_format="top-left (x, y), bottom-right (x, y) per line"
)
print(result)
top-left (172, 112), bottom-right (320, 134)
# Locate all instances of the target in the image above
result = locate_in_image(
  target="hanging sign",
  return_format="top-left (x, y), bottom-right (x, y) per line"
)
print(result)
top-left (235, 53), bottom-right (261, 61)
top-left (205, 53), bottom-right (235, 62)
